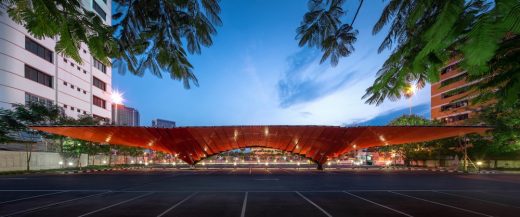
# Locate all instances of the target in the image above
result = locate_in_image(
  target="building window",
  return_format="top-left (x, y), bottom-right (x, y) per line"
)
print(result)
top-left (441, 62), bottom-right (459, 75)
top-left (93, 76), bottom-right (106, 91)
top-left (70, 62), bottom-right (74, 67)
top-left (443, 113), bottom-right (469, 123)
top-left (83, 90), bottom-right (87, 94)
top-left (441, 100), bottom-right (469, 112)
top-left (93, 95), bottom-right (106, 108)
top-left (441, 73), bottom-right (467, 87)
top-left (83, 70), bottom-right (87, 74)
top-left (25, 93), bottom-right (53, 107)
top-left (77, 66), bottom-right (81, 71)
top-left (25, 37), bottom-right (53, 63)
top-left (25, 65), bottom-right (53, 88)
top-left (93, 0), bottom-right (106, 20)
top-left (64, 104), bottom-right (68, 108)
top-left (71, 106), bottom-right (74, 110)
top-left (441, 86), bottom-right (470, 99)
top-left (71, 84), bottom-right (75, 89)
top-left (77, 87), bottom-right (81, 91)
top-left (63, 81), bottom-right (67, 86)
top-left (64, 58), bottom-right (68, 63)
top-left (93, 58), bottom-right (106, 73)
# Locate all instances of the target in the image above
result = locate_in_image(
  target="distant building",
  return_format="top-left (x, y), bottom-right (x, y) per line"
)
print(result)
top-left (112, 104), bottom-right (140, 126)
top-left (431, 58), bottom-right (493, 125)
top-left (151, 119), bottom-right (176, 128)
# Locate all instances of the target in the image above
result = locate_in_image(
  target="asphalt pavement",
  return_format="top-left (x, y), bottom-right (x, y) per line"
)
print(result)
top-left (0, 168), bottom-right (519, 217)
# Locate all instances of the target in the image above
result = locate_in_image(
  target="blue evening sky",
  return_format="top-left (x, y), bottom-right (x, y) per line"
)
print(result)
top-left (112, 0), bottom-right (431, 127)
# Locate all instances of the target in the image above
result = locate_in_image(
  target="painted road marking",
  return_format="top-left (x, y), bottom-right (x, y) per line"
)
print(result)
top-left (343, 191), bottom-right (413, 217)
top-left (389, 191), bottom-right (493, 217)
top-left (0, 191), bottom-right (67, 205)
top-left (241, 192), bottom-right (248, 217)
top-left (78, 192), bottom-right (154, 217)
top-left (2, 191), bottom-right (111, 217)
top-left (433, 190), bottom-right (520, 208)
top-left (296, 191), bottom-right (333, 217)
top-left (156, 192), bottom-right (198, 217)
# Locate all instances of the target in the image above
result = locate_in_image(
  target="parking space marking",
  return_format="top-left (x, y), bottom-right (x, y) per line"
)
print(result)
top-left (2, 191), bottom-right (111, 217)
top-left (0, 190), bottom-right (67, 205)
top-left (433, 190), bottom-right (520, 208)
top-left (156, 192), bottom-right (198, 217)
top-left (0, 190), bottom-right (108, 192)
top-left (241, 192), bottom-right (248, 217)
top-left (343, 191), bottom-right (413, 217)
top-left (296, 191), bottom-right (333, 217)
top-left (389, 191), bottom-right (493, 217)
top-left (78, 192), bottom-right (154, 217)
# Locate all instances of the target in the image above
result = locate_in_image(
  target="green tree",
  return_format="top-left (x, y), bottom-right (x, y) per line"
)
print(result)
top-left (58, 114), bottom-right (104, 167)
top-left (0, 102), bottom-right (64, 171)
top-left (378, 115), bottom-right (459, 166)
top-left (361, 0), bottom-right (520, 106)
top-left (296, 0), bottom-right (363, 66)
top-left (468, 102), bottom-right (520, 159)
top-left (1, 0), bottom-right (222, 88)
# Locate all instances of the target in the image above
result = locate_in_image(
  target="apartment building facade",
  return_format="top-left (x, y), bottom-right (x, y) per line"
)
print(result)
top-left (0, 0), bottom-right (113, 121)
top-left (431, 58), bottom-right (489, 125)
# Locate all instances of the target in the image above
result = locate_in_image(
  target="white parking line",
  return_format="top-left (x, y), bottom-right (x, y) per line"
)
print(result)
top-left (241, 192), bottom-right (248, 217)
top-left (343, 191), bottom-right (413, 217)
top-left (3, 191), bottom-right (111, 217)
top-left (0, 191), bottom-right (68, 205)
top-left (296, 191), bottom-right (333, 217)
top-left (433, 191), bottom-right (520, 208)
top-left (388, 191), bottom-right (493, 217)
top-left (156, 192), bottom-right (198, 217)
top-left (78, 192), bottom-right (154, 217)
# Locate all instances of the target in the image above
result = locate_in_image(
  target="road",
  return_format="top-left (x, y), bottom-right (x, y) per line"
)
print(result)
top-left (0, 168), bottom-right (519, 217)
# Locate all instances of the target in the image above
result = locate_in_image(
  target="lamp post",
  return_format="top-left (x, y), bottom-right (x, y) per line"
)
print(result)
top-left (111, 90), bottom-right (124, 125)
top-left (476, 161), bottom-right (483, 173)
top-left (404, 83), bottom-right (417, 115)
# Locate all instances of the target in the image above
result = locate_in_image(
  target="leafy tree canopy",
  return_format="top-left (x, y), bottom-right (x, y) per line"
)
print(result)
top-left (361, 0), bottom-right (520, 106)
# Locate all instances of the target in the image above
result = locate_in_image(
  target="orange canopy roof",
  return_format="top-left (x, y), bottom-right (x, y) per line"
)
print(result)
top-left (32, 125), bottom-right (489, 165)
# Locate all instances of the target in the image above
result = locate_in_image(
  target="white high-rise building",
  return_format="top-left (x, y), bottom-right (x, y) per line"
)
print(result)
top-left (0, 0), bottom-right (113, 121)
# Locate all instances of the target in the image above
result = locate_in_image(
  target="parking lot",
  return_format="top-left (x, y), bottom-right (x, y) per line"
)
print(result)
top-left (0, 168), bottom-right (519, 217)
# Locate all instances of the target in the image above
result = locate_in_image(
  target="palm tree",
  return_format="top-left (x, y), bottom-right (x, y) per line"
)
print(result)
top-left (296, 0), bottom-right (363, 66)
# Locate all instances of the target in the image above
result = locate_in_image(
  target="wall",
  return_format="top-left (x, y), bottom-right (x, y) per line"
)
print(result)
top-left (0, 151), bottom-right (140, 172)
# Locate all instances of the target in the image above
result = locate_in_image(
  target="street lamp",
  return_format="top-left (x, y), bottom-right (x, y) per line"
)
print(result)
top-left (111, 90), bottom-right (124, 125)
top-left (404, 83), bottom-right (417, 115)
top-left (476, 161), bottom-right (483, 173)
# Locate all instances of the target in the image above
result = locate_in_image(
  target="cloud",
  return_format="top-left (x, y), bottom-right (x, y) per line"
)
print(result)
top-left (277, 48), bottom-right (362, 108)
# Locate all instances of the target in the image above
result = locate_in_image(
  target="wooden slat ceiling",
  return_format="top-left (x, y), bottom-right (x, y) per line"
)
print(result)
top-left (31, 125), bottom-right (489, 165)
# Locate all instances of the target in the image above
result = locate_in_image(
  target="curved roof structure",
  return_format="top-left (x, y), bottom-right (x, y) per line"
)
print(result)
top-left (32, 125), bottom-right (489, 165)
